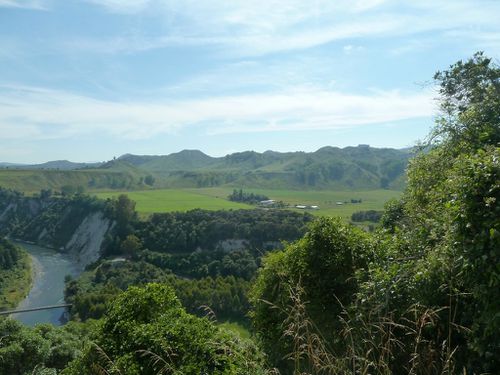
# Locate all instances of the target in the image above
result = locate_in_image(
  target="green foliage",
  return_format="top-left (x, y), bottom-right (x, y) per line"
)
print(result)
top-left (350, 209), bottom-right (383, 223)
top-left (64, 283), bottom-right (268, 375)
top-left (0, 239), bottom-right (31, 310)
top-left (250, 53), bottom-right (500, 374)
top-left (138, 248), bottom-right (259, 280)
top-left (445, 147), bottom-right (499, 367)
top-left (120, 234), bottom-right (142, 257)
top-left (0, 192), bottom-right (107, 249)
top-left (135, 209), bottom-right (312, 255)
top-left (432, 51), bottom-right (500, 151)
top-left (103, 194), bottom-right (138, 254)
top-left (143, 174), bottom-right (155, 186)
top-left (360, 53), bottom-right (500, 373)
top-left (228, 189), bottom-right (269, 204)
top-left (66, 260), bottom-right (253, 324)
top-left (250, 217), bottom-right (372, 372)
top-left (0, 238), bottom-right (22, 269)
top-left (0, 319), bottom-right (91, 374)
top-left (350, 53), bottom-right (500, 374)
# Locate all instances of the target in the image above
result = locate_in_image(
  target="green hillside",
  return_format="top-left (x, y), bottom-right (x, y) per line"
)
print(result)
top-left (0, 145), bottom-right (411, 193)
top-left (120, 145), bottom-right (411, 190)
top-left (0, 168), bottom-right (144, 194)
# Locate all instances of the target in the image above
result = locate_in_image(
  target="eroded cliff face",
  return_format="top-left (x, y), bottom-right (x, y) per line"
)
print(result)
top-left (65, 212), bottom-right (114, 266)
top-left (0, 195), bottom-right (114, 267)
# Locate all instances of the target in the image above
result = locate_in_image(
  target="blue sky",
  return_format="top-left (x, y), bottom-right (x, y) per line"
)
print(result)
top-left (0, 0), bottom-right (499, 163)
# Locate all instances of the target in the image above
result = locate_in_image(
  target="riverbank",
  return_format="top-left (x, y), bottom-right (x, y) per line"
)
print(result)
top-left (11, 242), bottom-right (81, 326)
top-left (0, 242), bottom-right (32, 311)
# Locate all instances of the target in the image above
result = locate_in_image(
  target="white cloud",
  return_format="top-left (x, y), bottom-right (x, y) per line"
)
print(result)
top-left (0, 85), bottom-right (436, 141)
top-left (68, 16), bottom-right (403, 56)
top-left (0, 0), bottom-right (47, 10)
top-left (84, 0), bottom-right (151, 14)
top-left (71, 0), bottom-right (500, 56)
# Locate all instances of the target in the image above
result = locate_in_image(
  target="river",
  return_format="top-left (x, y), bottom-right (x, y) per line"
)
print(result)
top-left (11, 242), bottom-right (82, 326)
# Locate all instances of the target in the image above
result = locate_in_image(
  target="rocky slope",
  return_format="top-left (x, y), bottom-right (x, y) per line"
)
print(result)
top-left (0, 191), bottom-right (114, 267)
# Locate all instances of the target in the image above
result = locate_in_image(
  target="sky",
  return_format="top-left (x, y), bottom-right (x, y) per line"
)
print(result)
top-left (0, 0), bottom-right (499, 163)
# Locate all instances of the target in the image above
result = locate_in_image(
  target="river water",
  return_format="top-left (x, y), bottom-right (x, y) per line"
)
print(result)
top-left (11, 242), bottom-right (81, 326)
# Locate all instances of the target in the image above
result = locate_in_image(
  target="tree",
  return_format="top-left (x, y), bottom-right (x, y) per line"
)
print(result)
top-left (250, 217), bottom-right (371, 372)
top-left (40, 189), bottom-right (53, 199)
top-left (378, 53), bottom-right (500, 372)
top-left (144, 175), bottom-right (155, 186)
top-left (60, 185), bottom-right (76, 196)
top-left (63, 284), bottom-right (267, 374)
top-left (249, 53), bottom-right (499, 374)
top-left (111, 194), bottom-right (137, 239)
top-left (120, 234), bottom-right (142, 257)
top-left (431, 51), bottom-right (500, 152)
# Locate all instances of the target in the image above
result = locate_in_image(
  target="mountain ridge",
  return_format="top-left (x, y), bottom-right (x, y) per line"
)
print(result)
top-left (0, 145), bottom-right (413, 191)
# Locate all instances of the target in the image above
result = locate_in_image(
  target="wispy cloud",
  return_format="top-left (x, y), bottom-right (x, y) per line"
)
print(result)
top-left (84, 0), bottom-right (151, 14)
top-left (72, 0), bottom-right (500, 56)
top-left (0, 85), bottom-right (435, 141)
top-left (67, 16), bottom-right (402, 56)
top-left (0, 0), bottom-right (47, 10)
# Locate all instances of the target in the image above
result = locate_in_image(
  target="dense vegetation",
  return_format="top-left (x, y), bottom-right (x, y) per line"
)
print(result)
top-left (228, 189), bottom-right (269, 204)
top-left (65, 208), bottom-right (313, 325)
top-left (350, 209), bottom-right (383, 222)
top-left (65, 261), bottom-right (252, 324)
top-left (251, 52), bottom-right (500, 374)
top-left (63, 284), bottom-right (268, 375)
top-left (0, 190), bottom-right (107, 248)
top-left (0, 319), bottom-right (92, 375)
top-left (133, 209), bottom-right (312, 254)
top-left (0, 239), bottom-right (31, 310)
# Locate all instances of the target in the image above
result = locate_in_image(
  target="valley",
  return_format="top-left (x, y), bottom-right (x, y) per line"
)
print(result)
top-left (96, 187), bottom-right (401, 220)
top-left (0, 54), bottom-right (496, 375)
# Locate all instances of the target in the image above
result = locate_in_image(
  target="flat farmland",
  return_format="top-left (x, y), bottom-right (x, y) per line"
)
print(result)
top-left (96, 187), bottom-right (401, 220)
top-left (189, 188), bottom-right (402, 219)
top-left (95, 189), bottom-right (252, 214)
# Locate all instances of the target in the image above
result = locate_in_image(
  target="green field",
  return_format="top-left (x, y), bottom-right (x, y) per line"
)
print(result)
top-left (219, 321), bottom-right (251, 340)
top-left (95, 187), bottom-right (401, 220)
top-left (95, 189), bottom-right (253, 213)
top-left (190, 188), bottom-right (402, 219)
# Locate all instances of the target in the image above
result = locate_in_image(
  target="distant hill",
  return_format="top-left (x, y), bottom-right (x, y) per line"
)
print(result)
top-left (0, 160), bottom-right (102, 170)
top-left (0, 146), bottom-right (413, 192)
top-left (116, 145), bottom-right (412, 190)
top-left (118, 150), bottom-right (217, 171)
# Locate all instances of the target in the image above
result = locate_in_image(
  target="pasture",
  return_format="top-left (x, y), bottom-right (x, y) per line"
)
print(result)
top-left (95, 187), bottom-right (401, 220)
top-left (191, 188), bottom-right (402, 219)
top-left (95, 189), bottom-right (252, 214)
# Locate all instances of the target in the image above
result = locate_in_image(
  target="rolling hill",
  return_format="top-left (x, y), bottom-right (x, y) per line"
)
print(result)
top-left (0, 145), bottom-right (412, 193)
top-left (118, 145), bottom-right (411, 190)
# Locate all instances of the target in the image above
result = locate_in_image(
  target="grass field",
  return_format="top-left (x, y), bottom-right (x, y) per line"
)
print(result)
top-left (95, 189), bottom-right (253, 214)
top-left (95, 187), bottom-right (401, 220)
top-left (219, 321), bottom-right (251, 340)
top-left (189, 188), bottom-right (402, 220)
